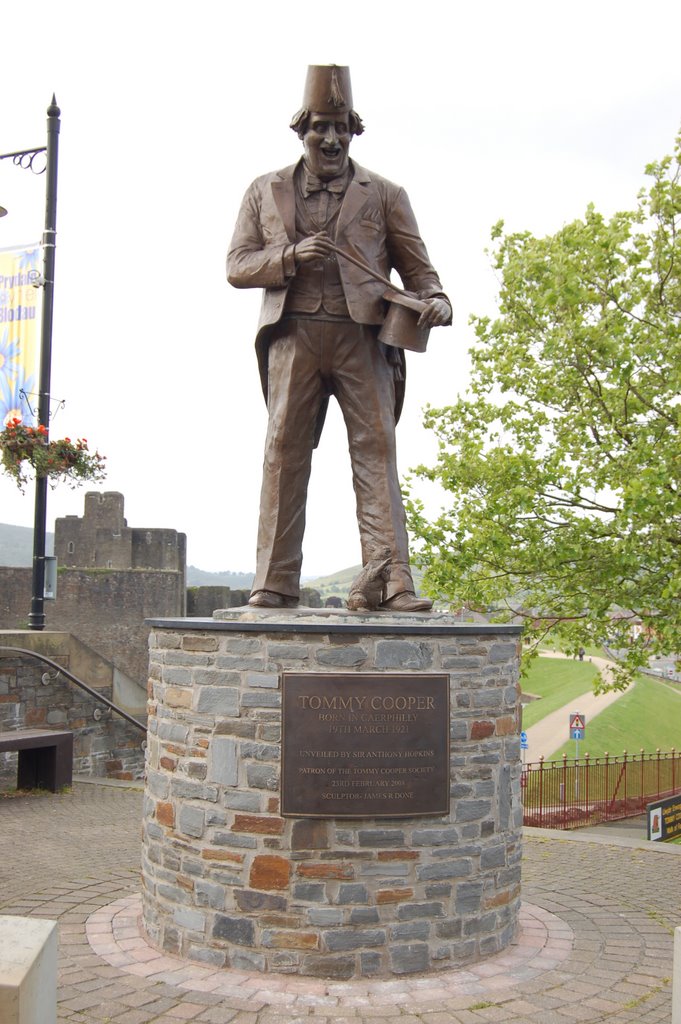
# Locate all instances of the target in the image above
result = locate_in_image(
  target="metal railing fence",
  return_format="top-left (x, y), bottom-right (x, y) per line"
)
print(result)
top-left (522, 749), bottom-right (681, 829)
top-left (0, 645), bottom-right (146, 733)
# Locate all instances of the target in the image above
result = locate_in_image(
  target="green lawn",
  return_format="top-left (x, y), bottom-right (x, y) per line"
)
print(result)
top-left (550, 674), bottom-right (681, 759)
top-left (521, 657), bottom-right (600, 729)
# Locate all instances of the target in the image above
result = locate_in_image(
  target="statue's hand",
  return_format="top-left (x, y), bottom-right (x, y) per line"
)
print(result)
top-left (418, 297), bottom-right (451, 328)
top-left (293, 232), bottom-right (335, 265)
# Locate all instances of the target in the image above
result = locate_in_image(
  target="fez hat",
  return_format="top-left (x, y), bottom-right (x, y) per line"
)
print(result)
top-left (301, 64), bottom-right (353, 113)
top-left (290, 65), bottom-right (364, 136)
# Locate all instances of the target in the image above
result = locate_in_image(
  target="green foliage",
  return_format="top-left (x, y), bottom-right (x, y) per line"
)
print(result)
top-left (407, 133), bottom-right (681, 686)
top-left (550, 675), bottom-right (681, 758)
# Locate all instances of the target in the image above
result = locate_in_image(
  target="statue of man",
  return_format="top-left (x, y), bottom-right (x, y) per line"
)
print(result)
top-left (228, 65), bottom-right (451, 611)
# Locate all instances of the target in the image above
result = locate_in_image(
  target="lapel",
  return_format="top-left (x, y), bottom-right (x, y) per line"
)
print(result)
top-left (270, 165), bottom-right (297, 243)
top-left (337, 162), bottom-right (372, 237)
top-left (270, 161), bottom-right (373, 242)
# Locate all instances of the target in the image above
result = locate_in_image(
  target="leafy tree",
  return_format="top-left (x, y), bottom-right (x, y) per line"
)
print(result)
top-left (406, 134), bottom-right (681, 688)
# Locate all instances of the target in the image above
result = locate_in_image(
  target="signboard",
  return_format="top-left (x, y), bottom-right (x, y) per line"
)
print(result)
top-left (520, 730), bottom-right (528, 750)
top-left (0, 244), bottom-right (41, 426)
top-left (647, 793), bottom-right (681, 842)
top-left (281, 673), bottom-right (449, 818)
top-left (569, 712), bottom-right (586, 741)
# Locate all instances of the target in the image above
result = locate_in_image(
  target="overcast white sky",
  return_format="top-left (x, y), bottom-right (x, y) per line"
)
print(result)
top-left (1, 0), bottom-right (679, 576)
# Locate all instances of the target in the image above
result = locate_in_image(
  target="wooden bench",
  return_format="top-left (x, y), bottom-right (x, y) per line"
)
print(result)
top-left (0, 730), bottom-right (73, 792)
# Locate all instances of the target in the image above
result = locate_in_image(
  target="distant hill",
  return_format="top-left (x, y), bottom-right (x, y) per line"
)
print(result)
top-left (186, 566), bottom-right (255, 589)
top-left (0, 523), bottom-right (54, 566)
top-left (305, 564), bottom-right (362, 601)
top-left (307, 564), bottom-right (425, 602)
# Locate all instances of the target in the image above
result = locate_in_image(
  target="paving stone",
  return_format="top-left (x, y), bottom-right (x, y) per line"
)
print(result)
top-left (1, 754), bottom-right (680, 1022)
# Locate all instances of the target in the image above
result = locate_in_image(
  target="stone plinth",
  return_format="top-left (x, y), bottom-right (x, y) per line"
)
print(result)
top-left (0, 915), bottom-right (57, 1024)
top-left (142, 609), bottom-right (523, 979)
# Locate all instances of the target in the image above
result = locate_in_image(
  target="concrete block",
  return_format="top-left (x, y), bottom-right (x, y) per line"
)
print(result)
top-left (0, 916), bottom-right (57, 1024)
top-left (673, 926), bottom-right (681, 1024)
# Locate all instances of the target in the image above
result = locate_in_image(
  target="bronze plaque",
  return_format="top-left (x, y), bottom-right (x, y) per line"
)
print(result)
top-left (281, 673), bottom-right (450, 818)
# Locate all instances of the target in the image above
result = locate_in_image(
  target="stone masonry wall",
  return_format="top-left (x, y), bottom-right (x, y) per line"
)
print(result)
top-left (0, 567), bottom-right (185, 687)
top-left (142, 615), bottom-right (523, 979)
top-left (0, 638), bottom-right (145, 783)
top-left (49, 569), bottom-right (185, 686)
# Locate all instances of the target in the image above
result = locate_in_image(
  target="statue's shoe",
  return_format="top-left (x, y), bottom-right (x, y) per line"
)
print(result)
top-left (248, 590), bottom-right (298, 609)
top-left (380, 592), bottom-right (432, 612)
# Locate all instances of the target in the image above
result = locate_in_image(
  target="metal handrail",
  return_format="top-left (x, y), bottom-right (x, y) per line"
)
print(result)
top-left (0, 645), bottom-right (146, 733)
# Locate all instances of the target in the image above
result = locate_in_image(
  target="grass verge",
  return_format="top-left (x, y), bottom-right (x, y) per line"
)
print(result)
top-left (521, 657), bottom-right (600, 729)
top-left (549, 673), bottom-right (681, 759)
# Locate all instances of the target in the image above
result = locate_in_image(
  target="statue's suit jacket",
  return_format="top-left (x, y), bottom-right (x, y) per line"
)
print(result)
top-left (227, 160), bottom-right (450, 432)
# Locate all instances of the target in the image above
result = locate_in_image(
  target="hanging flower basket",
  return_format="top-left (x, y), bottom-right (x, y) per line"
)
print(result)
top-left (0, 418), bottom-right (106, 492)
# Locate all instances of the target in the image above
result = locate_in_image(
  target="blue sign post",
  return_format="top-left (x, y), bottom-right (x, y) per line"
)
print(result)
top-left (520, 729), bottom-right (528, 768)
top-left (569, 713), bottom-right (586, 759)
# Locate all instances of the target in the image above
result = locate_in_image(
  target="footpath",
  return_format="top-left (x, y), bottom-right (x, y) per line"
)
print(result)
top-left (524, 651), bottom-right (631, 761)
top-left (1, 781), bottom-right (679, 1024)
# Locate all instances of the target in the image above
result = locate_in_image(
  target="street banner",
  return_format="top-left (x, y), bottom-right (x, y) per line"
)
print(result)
top-left (0, 243), bottom-right (41, 427)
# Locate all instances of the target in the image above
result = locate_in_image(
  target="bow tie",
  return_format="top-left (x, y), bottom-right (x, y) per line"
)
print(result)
top-left (303, 174), bottom-right (347, 197)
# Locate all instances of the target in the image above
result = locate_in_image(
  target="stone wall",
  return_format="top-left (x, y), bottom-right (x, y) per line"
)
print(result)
top-left (187, 588), bottom-right (250, 616)
top-left (187, 588), bottom-right (323, 616)
top-left (56, 491), bottom-right (187, 577)
top-left (142, 611), bottom-right (523, 979)
top-left (0, 568), bottom-right (32, 630)
top-left (48, 569), bottom-right (185, 686)
top-left (0, 566), bottom-right (185, 688)
top-left (0, 633), bottom-right (145, 783)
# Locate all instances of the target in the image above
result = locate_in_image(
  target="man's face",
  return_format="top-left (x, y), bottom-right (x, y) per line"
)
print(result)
top-left (303, 112), bottom-right (351, 180)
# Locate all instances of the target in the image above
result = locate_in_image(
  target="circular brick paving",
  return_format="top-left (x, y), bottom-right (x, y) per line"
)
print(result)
top-left (86, 896), bottom-right (572, 1008)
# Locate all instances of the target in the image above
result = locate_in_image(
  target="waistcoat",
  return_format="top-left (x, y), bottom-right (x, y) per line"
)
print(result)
top-left (283, 180), bottom-right (350, 317)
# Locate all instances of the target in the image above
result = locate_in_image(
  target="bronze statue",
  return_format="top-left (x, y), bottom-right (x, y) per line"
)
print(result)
top-left (347, 548), bottom-right (392, 611)
top-left (227, 65), bottom-right (451, 612)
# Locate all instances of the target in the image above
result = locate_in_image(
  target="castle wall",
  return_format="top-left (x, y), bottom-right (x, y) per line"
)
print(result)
top-left (55, 492), bottom-right (186, 584)
top-left (0, 566), bottom-right (184, 688)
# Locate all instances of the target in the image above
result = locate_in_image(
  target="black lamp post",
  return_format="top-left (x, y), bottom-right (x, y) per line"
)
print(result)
top-left (0, 97), bottom-right (61, 630)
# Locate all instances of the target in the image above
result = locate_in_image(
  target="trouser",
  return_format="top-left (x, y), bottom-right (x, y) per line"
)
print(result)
top-left (252, 318), bottom-right (414, 600)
